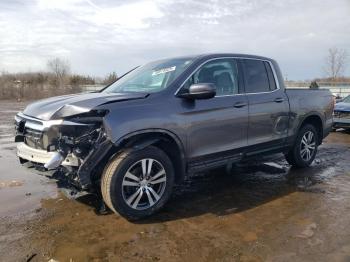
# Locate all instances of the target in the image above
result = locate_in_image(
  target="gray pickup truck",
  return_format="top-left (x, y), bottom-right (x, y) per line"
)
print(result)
top-left (15, 54), bottom-right (334, 220)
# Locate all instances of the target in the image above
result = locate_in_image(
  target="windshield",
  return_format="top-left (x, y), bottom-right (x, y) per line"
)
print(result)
top-left (103, 57), bottom-right (194, 94)
top-left (343, 95), bottom-right (350, 103)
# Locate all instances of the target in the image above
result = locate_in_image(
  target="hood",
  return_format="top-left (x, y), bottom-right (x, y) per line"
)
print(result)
top-left (23, 92), bottom-right (148, 120)
top-left (334, 102), bottom-right (350, 112)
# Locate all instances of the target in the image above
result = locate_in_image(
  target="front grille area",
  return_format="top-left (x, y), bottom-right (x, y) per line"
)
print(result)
top-left (15, 113), bottom-right (47, 150)
top-left (24, 127), bottom-right (45, 149)
top-left (334, 111), bottom-right (350, 119)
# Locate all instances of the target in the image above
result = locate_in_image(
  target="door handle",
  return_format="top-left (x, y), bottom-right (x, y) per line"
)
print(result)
top-left (274, 97), bottom-right (284, 103)
top-left (233, 102), bottom-right (247, 108)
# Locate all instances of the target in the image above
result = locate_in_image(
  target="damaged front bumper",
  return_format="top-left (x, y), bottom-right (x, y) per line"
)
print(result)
top-left (15, 111), bottom-right (114, 192)
top-left (17, 142), bottom-right (80, 167)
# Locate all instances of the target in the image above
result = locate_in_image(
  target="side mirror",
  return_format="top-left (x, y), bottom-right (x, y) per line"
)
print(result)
top-left (177, 83), bottom-right (216, 100)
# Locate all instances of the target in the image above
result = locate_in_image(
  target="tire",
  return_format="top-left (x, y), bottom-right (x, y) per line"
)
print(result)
top-left (101, 146), bottom-right (174, 220)
top-left (285, 124), bottom-right (319, 168)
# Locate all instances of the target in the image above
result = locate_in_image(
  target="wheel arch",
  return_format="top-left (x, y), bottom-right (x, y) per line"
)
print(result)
top-left (298, 113), bottom-right (324, 145)
top-left (114, 129), bottom-right (187, 183)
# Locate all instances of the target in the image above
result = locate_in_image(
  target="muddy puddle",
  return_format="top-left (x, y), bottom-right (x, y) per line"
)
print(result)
top-left (0, 101), bottom-right (57, 217)
top-left (1, 100), bottom-right (350, 262)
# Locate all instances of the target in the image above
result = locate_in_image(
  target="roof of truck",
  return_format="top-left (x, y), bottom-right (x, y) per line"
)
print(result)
top-left (160, 53), bottom-right (274, 64)
top-left (150, 54), bottom-right (275, 66)
top-left (195, 53), bottom-right (273, 61)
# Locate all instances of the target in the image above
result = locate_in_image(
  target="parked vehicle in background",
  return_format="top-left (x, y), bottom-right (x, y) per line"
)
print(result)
top-left (15, 53), bottom-right (334, 220)
top-left (335, 94), bottom-right (343, 103)
top-left (333, 95), bottom-right (350, 130)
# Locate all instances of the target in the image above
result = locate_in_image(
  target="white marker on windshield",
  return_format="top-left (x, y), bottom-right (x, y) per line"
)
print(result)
top-left (152, 66), bottom-right (176, 76)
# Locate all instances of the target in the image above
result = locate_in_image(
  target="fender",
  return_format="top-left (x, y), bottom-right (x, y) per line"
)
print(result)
top-left (113, 128), bottom-right (187, 181)
top-left (113, 129), bottom-right (184, 151)
top-left (286, 111), bottom-right (325, 147)
top-left (296, 111), bottom-right (324, 132)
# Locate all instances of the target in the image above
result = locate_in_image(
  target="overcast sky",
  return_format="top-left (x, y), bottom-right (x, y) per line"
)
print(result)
top-left (0, 0), bottom-right (349, 80)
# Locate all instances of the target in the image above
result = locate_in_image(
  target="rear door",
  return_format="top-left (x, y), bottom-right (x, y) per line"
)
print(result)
top-left (179, 58), bottom-right (249, 160)
top-left (240, 59), bottom-right (289, 149)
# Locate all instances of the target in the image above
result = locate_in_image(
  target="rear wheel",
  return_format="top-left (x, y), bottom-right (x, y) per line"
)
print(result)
top-left (285, 124), bottom-right (319, 168)
top-left (101, 146), bottom-right (174, 220)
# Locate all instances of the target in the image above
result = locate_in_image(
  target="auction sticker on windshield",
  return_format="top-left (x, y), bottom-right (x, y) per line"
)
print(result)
top-left (152, 66), bottom-right (176, 76)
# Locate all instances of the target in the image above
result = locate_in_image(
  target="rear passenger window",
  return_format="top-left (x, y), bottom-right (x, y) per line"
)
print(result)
top-left (264, 62), bottom-right (277, 91)
top-left (242, 59), bottom-right (270, 93)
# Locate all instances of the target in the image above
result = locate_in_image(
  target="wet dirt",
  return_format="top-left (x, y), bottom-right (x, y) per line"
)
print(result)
top-left (1, 101), bottom-right (350, 262)
top-left (0, 101), bottom-right (57, 217)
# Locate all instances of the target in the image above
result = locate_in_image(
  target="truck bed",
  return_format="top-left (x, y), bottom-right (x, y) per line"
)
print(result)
top-left (286, 88), bottom-right (334, 139)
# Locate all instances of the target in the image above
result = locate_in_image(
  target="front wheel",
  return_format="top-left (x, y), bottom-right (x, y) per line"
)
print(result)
top-left (101, 146), bottom-right (174, 220)
top-left (285, 124), bottom-right (319, 168)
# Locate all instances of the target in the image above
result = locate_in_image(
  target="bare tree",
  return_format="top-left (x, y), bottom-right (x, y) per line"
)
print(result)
top-left (103, 71), bottom-right (118, 85)
top-left (324, 48), bottom-right (348, 81)
top-left (47, 58), bottom-right (70, 88)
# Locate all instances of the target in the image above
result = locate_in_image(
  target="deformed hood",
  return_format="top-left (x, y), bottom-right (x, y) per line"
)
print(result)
top-left (23, 92), bottom-right (148, 120)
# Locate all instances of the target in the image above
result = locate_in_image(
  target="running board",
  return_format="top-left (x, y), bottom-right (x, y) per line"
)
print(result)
top-left (188, 154), bottom-right (242, 174)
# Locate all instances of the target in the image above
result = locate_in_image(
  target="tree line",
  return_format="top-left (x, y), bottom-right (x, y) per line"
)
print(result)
top-left (1, 48), bottom-right (349, 100)
top-left (0, 58), bottom-right (118, 100)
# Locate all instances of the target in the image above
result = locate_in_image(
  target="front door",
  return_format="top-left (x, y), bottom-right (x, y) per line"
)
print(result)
top-left (179, 58), bottom-right (249, 160)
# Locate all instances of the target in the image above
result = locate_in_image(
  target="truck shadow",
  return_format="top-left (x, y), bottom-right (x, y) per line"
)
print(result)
top-left (142, 144), bottom-right (348, 223)
top-left (80, 151), bottom-right (342, 224)
top-left (140, 160), bottom-right (332, 224)
top-left (75, 146), bottom-right (346, 223)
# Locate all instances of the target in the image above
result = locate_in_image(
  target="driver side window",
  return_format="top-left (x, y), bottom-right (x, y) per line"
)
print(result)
top-left (182, 59), bottom-right (239, 96)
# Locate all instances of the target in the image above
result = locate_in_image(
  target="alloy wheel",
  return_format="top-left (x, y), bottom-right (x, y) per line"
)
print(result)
top-left (121, 158), bottom-right (167, 210)
top-left (300, 131), bottom-right (316, 161)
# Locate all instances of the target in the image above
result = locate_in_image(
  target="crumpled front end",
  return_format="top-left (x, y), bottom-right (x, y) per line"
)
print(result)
top-left (14, 110), bottom-right (114, 192)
